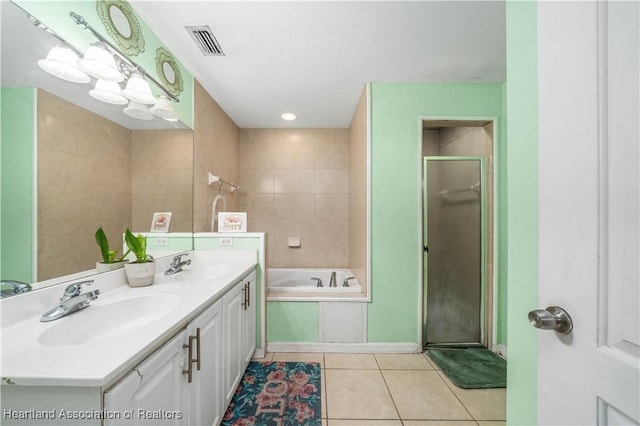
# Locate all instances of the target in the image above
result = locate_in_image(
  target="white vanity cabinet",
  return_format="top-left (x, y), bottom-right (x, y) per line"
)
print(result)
top-left (242, 272), bottom-right (257, 366)
top-left (104, 270), bottom-right (256, 426)
top-left (223, 271), bottom-right (257, 407)
top-left (1, 259), bottom-right (258, 426)
top-left (187, 299), bottom-right (224, 426)
top-left (104, 299), bottom-right (223, 426)
top-left (103, 329), bottom-right (189, 425)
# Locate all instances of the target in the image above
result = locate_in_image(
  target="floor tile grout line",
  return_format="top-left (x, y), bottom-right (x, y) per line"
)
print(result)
top-left (378, 361), bottom-right (405, 422)
top-left (434, 368), bottom-right (478, 421)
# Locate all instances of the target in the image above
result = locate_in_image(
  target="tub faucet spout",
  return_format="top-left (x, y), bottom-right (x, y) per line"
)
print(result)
top-left (329, 271), bottom-right (337, 287)
top-left (311, 277), bottom-right (323, 287)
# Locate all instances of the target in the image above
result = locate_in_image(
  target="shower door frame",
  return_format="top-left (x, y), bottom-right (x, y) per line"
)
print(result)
top-left (422, 156), bottom-right (487, 347)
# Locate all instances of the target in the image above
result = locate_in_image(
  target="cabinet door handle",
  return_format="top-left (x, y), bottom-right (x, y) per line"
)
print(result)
top-left (182, 335), bottom-right (196, 383)
top-left (195, 327), bottom-right (201, 371)
top-left (241, 283), bottom-right (246, 309)
top-left (246, 282), bottom-right (250, 308)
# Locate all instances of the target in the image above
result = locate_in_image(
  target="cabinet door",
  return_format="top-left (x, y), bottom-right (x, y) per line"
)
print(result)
top-left (242, 271), bottom-right (257, 366)
top-left (222, 281), bottom-right (244, 406)
top-left (104, 330), bottom-right (188, 426)
top-left (187, 299), bottom-right (223, 426)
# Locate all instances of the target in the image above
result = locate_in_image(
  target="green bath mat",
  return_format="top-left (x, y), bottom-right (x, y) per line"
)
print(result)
top-left (427, 348), bottom-right (507, 389)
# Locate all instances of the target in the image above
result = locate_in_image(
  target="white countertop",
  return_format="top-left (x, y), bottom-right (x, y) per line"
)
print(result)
top-left (0, 252), bottom-right (256, 388)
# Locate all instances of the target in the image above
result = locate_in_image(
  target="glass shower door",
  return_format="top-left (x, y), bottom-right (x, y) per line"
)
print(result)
top-left (423, 157), bottom-right (485, 346)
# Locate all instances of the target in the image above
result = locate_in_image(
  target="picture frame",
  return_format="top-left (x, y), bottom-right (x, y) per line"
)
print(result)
top-left (150, 212), bottom-right (172, 233)
top-left (218, 212), bottom-right (247, 233)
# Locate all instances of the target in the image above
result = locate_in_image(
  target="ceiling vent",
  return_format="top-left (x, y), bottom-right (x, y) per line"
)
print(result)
top-left (185, 25), bottom-right (224, 56)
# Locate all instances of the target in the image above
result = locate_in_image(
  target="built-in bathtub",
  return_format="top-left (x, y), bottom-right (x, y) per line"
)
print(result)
top-left (268, 268), bottom-right (361, 293)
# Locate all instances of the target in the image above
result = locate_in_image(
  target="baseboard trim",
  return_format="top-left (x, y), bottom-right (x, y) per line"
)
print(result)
top-left (492, 343), bottom-right (507, 358)
top-left (253, 347), bottom-right (266, 359)
top-left (267, 342), bottom-right (422, 354)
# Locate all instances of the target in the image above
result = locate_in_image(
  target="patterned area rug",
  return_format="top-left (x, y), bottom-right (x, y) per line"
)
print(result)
top-left (222, 361), bottom-right (322, 426)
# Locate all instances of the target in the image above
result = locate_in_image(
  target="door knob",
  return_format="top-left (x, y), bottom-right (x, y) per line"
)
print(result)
top-left (528, 306), bottom-right (573, 334)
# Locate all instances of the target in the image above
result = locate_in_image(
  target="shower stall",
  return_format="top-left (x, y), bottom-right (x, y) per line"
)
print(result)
top-left (422, 156), bottom-right (487, 346)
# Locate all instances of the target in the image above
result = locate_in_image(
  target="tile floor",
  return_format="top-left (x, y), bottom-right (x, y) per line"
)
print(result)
top-left (256, 352), bottom-right (506, 426)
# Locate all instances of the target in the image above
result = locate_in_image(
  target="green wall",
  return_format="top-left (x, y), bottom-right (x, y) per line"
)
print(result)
top-left (1, 88), bottom-right (36, 283)
top-left (368, 83), bottom-right (506, 344)
top-left (505, 2), bottom-right (538, 424)
top-left (267, 302), bottom-right (319, 343)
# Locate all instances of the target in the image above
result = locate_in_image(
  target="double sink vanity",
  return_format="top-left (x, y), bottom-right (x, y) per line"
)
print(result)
top-left (1, 249), bottom-right (260, 425)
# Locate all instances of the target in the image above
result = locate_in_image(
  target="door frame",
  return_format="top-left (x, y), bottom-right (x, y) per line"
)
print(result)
top-left (423, 156), bottom-right (487, 346)
top-left (418, 117), bottom-right (500, 351)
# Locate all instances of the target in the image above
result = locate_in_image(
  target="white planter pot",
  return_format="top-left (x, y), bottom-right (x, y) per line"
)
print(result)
top-left (96, 260), bottom-right (128, 273)
top-left (124, 261), bottom-right (155, 287)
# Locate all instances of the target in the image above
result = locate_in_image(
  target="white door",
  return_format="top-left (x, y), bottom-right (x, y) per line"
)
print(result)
top-left (537, 1), bottom-right (639, 424)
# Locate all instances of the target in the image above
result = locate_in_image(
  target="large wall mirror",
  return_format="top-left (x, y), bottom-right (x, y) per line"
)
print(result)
top-left (1, 1), bottom-right (194, 290)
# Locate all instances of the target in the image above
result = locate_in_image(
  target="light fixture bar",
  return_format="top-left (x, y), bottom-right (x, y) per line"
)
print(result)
top-left (69, 12), bottom-right (179, 103)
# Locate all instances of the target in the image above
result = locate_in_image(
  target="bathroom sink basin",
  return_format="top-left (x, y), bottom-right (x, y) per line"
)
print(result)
top-left (38, 294), bottom-right (180, 346)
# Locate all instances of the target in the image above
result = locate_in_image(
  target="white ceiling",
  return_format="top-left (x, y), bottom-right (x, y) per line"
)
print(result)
top-left (129, 1), bottom-right (506, 129)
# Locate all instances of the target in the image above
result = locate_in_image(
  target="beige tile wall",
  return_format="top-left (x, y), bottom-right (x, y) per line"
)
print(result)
top-left (38, 89), bottom-right (132, 280)
top-left (131, 129), bottom-right (193, 232)
top-left (193, 80), bottom-right (240, 232)
top-left (238, 128), bottom-right (349, 268)
top-left (349, 87), bottom-right (368, 293)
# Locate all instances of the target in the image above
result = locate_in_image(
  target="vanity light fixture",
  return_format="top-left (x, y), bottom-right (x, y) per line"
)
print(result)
top-left (123, 101), bottom-right (154, 120)
top-left (32, 11), bottom-right (181, 121)
top-left (89, 79), bottom-right (128, 105)
top-left (150, 95), bottom-right (179, 121)
top-left (121, 72), bottom-right (157, 105)
top-left (281, 112), bottom-right (297, 121)
top-left (37, 45), bottom-right (91, 84)
top-left (78, 42), bottom-right (124, 82)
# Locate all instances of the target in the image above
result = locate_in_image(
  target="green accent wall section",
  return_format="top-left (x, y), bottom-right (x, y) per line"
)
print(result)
top-left (505, 2), bottom-right (538, 424)
top-left (1, 88), bottom-right (36, 283)
top-left (13, 0), bottom-right (193, 128)
top-left (267, 301), bottom-right (319, 343)
top-left (368, 83), bottom-right (506, 344)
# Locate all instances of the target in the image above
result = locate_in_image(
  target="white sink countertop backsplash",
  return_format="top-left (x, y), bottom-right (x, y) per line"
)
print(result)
top-left (0, 250), bottom-right (257, 388)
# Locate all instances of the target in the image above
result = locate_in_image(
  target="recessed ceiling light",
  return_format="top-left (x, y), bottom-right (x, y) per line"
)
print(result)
top-left (281, 113), bottom-right (296, 121)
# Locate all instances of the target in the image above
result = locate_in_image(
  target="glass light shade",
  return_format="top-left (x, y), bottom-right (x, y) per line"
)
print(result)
top-left (121, 74), bottom-right (156, 104)
top-left (37, 46), bottom-right (91, 84)
top-left (89, 80), bottom-right (128, 105)
top-left (149, 95), bottom-right (178, 121)
top-left (123, 101), bottom-right (154, 120)
top-left (78, 44), bottom-right (124, 82)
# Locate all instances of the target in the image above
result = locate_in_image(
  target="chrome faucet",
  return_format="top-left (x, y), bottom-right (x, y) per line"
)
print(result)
top-left (311, 277), bottom-right (323, 287)
top-left (164, 253), bottom-right (191, 275)
top-left (329, 271), bottom-right (337, 287)
top-left (40, 280), bottom-right (99, 322)
top-left (0, 280), bottom-right (32, 298)
top-left (343, 276), bottom-right (356, 287)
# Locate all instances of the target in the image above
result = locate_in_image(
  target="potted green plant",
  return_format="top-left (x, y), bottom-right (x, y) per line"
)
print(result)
top-left (123, 228), bottom-right (155, 287)
top-left (95, 227), bottom-right (130, 273)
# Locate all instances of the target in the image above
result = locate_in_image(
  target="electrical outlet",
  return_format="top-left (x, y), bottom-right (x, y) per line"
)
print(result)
top-left (154, 237), bottom-right (168, 246)
top-left (219, 237), bottom-right (233, 246)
